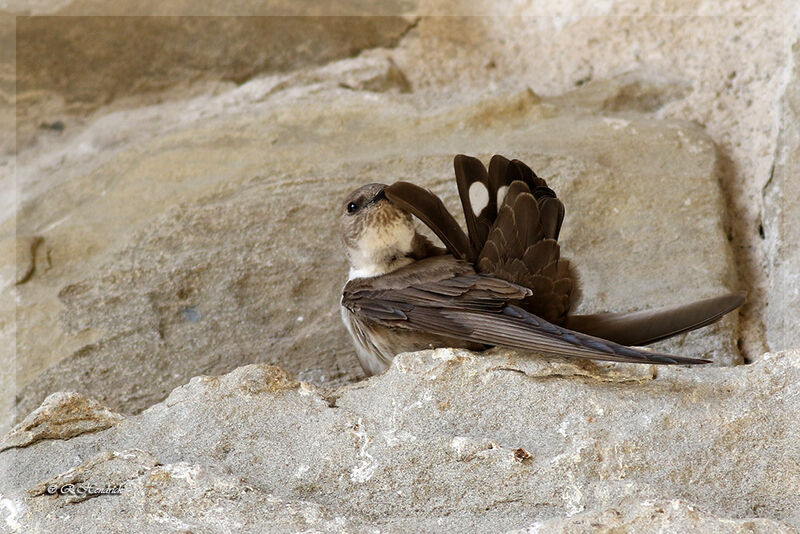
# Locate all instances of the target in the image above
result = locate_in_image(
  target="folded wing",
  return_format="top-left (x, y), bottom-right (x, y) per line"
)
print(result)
top-left (343, 258), bottom-right (709, 365)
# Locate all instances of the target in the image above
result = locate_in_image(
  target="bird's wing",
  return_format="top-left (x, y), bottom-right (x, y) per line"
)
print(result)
top-left (566, 293), bottom-right (745, 346)
top-left (385, 156), bottom-right (739, 344)
top-left (342, 257), bottom-right (709, 365)
top-left (384, 181), bottom-right (473, 261)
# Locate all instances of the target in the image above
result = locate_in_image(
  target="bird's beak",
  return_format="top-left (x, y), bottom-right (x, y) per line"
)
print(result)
top-left (369, 187), bottom-right (387, 205)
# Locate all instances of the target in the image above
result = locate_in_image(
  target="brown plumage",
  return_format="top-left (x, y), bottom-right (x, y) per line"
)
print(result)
top-left (343, 256), bottom-right (709, 369)
top-left (339, 155), bottom-right (744, 376)
top-left (383, 181), bottom-right (472, 261)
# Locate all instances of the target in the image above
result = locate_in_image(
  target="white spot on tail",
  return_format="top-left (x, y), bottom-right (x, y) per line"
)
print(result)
top-left (468, 182), bottom-right (489, 216)
top-left (497, 185), bottom-right (509, 207)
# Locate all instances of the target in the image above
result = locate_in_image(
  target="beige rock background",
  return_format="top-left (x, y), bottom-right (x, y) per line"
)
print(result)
top-left (2, 2), bottom-right (799, 532)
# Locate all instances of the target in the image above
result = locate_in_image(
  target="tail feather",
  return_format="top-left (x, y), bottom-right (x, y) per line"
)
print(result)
top-left (454, 155), bottom-right (566, 254)
top-left (477, 174), bottom-right (574, 325)
top-left (456, 304), bottom-right (711, 365)
top-left (454, 154), bottom-right (493, 253)
top-left (488, 155), bottom-right (512, 209)
top-left (566, 293), bottom-right (745, 346)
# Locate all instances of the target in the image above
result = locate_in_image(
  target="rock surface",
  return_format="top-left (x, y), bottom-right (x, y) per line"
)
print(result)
top-left (0, 392), bottom-right (123, 452)
top-left (13, 14), bottom-right (415, 152)
top-left (4, 4), bottom-right (800, 531)
top-left (2, 350), bottom-right (799, 531)
top-left (764, 35), bottom-right (800, 352)
top-left (514, 499), bottom-right (798, 533)
top-left (9, 72), bottom-right (742, 422)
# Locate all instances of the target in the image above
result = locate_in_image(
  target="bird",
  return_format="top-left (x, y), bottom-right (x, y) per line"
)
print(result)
top-left (339, 154), bottom-right (744, 376)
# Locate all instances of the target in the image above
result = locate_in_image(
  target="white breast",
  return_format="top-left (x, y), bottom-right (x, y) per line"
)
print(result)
top-left (347, 218), bottom-right (415, 280)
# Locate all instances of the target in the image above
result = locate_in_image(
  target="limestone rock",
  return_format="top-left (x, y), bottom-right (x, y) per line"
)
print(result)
top-left (764, 35), bottom-right (800, 352)
top-left (28, 448), bottom-right (158, 504)
top-left (26, 460), bottom-right (369, 532)
top-left (5, 8), bottom-right (800, 532)
top-left (10, 72), bottom-right (742, 422)
top-left (513, 499), bottom-right (798, 533)
top-left (0, 13), bottom-right (14, 158)
top-left (0, 392), bottom-right (124, 452)
top-left (1, 350), bottom-right (799, 531)
top-left (14, 235), bottom-right (44, 286)
top-left (12, 14), bottom-right (415, 151)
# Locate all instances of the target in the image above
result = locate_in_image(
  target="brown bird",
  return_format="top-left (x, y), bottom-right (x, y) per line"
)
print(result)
top-left (339, 154), bottom-right (744, 376)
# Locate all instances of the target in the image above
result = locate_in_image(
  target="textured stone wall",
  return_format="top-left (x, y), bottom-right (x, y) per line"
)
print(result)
top-left (2, 3), bottom-right (799, 531)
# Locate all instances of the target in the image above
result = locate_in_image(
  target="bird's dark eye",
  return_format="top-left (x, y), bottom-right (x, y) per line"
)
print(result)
top-left (346, 202), bottom-right (359, 214)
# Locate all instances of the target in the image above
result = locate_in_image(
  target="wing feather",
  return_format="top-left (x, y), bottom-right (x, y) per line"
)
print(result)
top-left (373, 155), bottom-right (742, 357)
top-left (384, 181), bottom-right (473, 261)
top-left (342, 264), bottom-right (709, 365)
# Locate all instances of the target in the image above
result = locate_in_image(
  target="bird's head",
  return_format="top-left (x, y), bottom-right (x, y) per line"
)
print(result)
top-left (340, 183), bottom-right (417, 279)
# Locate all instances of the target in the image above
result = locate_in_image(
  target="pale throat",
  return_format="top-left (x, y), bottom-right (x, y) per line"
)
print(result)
top-left (348, 219), bottom-right (416, 280)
